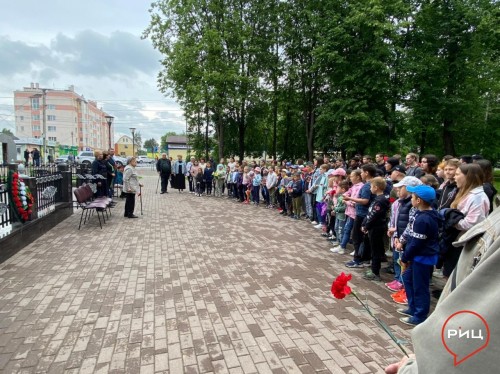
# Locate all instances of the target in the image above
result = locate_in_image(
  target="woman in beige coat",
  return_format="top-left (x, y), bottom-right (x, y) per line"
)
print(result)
top-left (123, 157), bottom-right (142, 218)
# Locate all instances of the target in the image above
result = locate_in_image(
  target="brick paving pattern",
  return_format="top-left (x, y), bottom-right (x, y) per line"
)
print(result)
top-left (0, 170), bottom-right (414, 373)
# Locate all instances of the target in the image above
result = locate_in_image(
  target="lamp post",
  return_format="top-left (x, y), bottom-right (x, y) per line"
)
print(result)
top-left (105, 115), bottom-right (114, 151)
top-left (129, 127), bottom-right (136, 157)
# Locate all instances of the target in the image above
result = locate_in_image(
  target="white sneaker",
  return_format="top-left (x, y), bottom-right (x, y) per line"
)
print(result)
top-left (314, 224), bottom-right (323, 229)
top-left (330, 247), bottom-right (341, 253)
top-left (311, 221), bottom-right (318, 225)
top-left (349, 250), bottom-right (355, 256)
top-left (337, 248), bottom-right (345, 255)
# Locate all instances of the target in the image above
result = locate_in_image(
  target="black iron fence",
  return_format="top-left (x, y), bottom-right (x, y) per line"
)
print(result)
top-left (0, 166), bottom-right (13, 238)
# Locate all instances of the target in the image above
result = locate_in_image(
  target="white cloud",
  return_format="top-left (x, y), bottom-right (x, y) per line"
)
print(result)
top-left (0, 0), bottom-right (184, 143)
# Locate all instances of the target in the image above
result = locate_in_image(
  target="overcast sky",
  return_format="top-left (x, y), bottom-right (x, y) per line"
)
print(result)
top-left (0, 0), bottom-right (185, 144)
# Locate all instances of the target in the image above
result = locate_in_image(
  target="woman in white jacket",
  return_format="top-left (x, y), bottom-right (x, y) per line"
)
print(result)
top-left (452, 163), bottom-right (490, 232)
top-left (440, 163), bottom-right (490, 277)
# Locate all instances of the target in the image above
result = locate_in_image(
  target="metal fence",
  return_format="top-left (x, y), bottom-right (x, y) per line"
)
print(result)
top-left (31, 165), bottom-right (64, 218)
top-left (0, 166), bottom-right (13, 238)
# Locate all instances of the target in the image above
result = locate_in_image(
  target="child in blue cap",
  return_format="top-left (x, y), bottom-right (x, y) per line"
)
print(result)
top-left (399, 185), bottom-right (441, 326)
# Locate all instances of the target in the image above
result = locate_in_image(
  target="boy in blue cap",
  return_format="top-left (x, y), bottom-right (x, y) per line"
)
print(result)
top-left (398, 185), bottom-right (441, 326)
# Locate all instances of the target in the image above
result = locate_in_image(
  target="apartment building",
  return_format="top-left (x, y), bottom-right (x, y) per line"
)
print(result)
top-left (14, 83), bottom-right (113, 158)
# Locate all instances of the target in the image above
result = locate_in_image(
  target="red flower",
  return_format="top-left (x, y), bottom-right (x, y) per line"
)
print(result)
top-left (331, 272), bottom-right (352, 299)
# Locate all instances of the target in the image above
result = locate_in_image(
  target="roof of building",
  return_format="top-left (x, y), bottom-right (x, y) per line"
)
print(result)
top-left (166, 136), bottom-right (187, 144)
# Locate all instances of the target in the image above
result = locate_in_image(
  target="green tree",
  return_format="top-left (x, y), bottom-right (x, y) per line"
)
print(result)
top-left (143, 138), bottom-right (159, 153)
top-left (406, 0), bottom-right (499, 156)
top-left (1, 128), bottom-right (14, 136)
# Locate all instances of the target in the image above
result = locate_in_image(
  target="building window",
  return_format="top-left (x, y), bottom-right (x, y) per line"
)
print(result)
top-left (48, 126), bottom-right (56, 132)
top-left (46, 104), bottom-right (56, 110)
top-left (31, 98), bottom-right (39, 109)
top-left (48, 137), bottom-right (57, 141)
top-left (20, 126), bottom-right (24, 132)
top-left (18, 115), bottom-right (24, 121)
top-left (32, 114), bottom-right (40, 121)
top-left (32, 125), bottom-right (41, 131)
top-left (47, 115), bottom-right (56, 121)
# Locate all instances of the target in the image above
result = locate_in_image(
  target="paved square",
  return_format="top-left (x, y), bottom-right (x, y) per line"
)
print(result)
top-left (0, 170), bottom-right (413, 373)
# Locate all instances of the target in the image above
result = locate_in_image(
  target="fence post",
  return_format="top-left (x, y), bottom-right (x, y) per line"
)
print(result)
top-left (57, 164), bottom-right (73, 203)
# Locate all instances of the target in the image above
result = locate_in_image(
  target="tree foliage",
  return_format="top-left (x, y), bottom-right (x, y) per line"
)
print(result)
top-left (1, 128), bottom-right (14, 136)
top-left (144, 0), bottom-right (499, 162)
top-left (143, 138), bottom-right (159, 152)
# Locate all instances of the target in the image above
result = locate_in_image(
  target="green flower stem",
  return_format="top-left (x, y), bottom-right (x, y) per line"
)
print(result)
top-left (351, 290), bottom-right (410, 357)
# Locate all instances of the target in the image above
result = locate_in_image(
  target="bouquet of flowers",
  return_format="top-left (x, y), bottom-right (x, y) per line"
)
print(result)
top-left (213, 171), bottom-right (220, 180)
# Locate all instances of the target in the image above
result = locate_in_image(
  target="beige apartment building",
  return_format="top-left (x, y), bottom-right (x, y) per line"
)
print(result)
top-left (14, 83), bottom-right (113, 159)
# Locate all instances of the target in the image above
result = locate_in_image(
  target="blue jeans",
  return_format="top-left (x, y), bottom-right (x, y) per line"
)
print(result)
top-left (304, 193), bottom-right (313, 218)
top-left (393, 250), bottom-right (402, 281)
top-left (340, 216), bottom-right (354, 249)
top-left (261, 186), bottom-right (269, 205)
top-left (334, 218), bottom-right (346, 243)
top-left (252, 185), bottom-right (260, 204)
top-left (402, 261), bottom-right (433, 323)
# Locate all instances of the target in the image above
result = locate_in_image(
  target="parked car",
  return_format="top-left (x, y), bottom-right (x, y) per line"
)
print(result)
top-left (75, 151), bottom-right (95, 166)
top-left (137, 156), bottom-right (154, 164)
top-left (114, 156), bottom-right (128, 167)
top-left (54, 155), bottom-right (70, 164)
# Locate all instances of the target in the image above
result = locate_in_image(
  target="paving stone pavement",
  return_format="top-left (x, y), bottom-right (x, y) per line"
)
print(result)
top-left (0, 170), bottom-right (415, 373)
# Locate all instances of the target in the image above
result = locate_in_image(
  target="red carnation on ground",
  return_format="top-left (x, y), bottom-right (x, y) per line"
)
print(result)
top-left (330, 272), bottom-right (409, 357)
top-left (331, 272), bottom-right (352, 299)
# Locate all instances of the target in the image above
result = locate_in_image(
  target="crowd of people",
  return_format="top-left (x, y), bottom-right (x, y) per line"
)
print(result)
top-left (92, 150), bottom-right (497, 328)
top-left (87, 150), bottom-right (498, 372)
top-left (158, 152), bottom-right (497, 329)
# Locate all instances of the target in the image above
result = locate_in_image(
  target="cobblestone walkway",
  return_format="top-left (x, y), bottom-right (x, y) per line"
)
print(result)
top-left (0, 171), bottom-right (413, 373)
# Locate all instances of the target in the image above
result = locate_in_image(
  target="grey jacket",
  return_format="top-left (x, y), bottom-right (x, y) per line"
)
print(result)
top-left (399, 207), bottom-right (500, 373)
top-left (123, 165), bottom-right (140, 193)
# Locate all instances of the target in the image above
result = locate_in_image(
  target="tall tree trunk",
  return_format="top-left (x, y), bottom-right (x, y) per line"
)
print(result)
top-left (420, 126), bottom-right (427, 155)
top-left (272, 76), bottom-right (278, 161)
top-left (305, 83), bottom-right (317, 162)
top-left (205, 103), bottom-right (210, 160)
top-left (238, 102), bottom-right (246, 161)
top-left (443, 119), bottom-right (456, 156)
top-left (216, 111), bottom-right (224, 161)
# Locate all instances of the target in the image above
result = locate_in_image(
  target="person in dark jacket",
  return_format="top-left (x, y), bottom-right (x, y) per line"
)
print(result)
top-left (361, 177), bottom-right (390, 281)
top-left (24, 149), bottom-right (30, 165)
top-left (91, 151), bottom-right (108, 197)
top-left (103, 152), bottom-right (115, 198)
top-left (290, 172), bottom-right (303, 219)
top-left (386, 176), bottom-right (423, 291)
top-left (32, 148), bottom-right (40, 166)
top-left (156, 153), bottom-right (172, 194)
top-left (203, 162), bottom-right (214, 195)
top-left (399, 185), bottom-right (441, 326)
